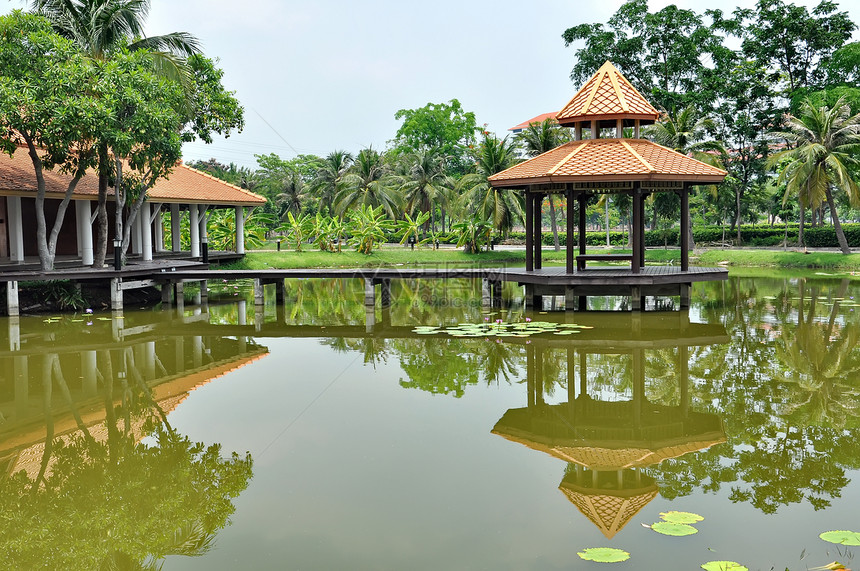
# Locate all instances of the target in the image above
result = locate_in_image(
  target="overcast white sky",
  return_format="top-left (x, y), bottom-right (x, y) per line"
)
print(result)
top-left (3, 0), bottom-right (859, 167)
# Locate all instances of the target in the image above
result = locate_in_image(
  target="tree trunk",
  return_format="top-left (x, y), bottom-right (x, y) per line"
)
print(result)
top-left (94, 142), bottom-right (110, 267)
top-left (549, 196), bottom-right (560, 251)
top-left (735, 189), bottom-right (742, 245)
top-left (826, 188), bottom-right (851, 254)
top-left (798, 201), bottom-right (805, 250)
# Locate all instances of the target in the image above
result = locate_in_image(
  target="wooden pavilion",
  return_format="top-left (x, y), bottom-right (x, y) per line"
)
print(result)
top-left (489, 61), bottom-right (728, 309)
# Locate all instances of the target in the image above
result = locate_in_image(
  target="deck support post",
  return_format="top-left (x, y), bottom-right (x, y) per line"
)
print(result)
top-left (526, 344), bottom-right (536, 408)
top-left (379, 279), bottom-right (391, 308)
top-left (630, 285), bottom-right (642, 311)
top-left (490, 280), bottom-right (502, 308)
top-left (679, 284), bottom-right (690, 309)
top-left (482, 278), bottom-right (492, 307)
top-left (533, 193), bottom-right (543, 270)
top-left (111, 310), bottom-right (124, 341)
top-left (8, 316), bottom-right (20, 351)
top-left (161, 281), bottom-right (172, 305)
top-left (5, 281), bottom-right (19, 317)
top-left (566, 188), bottom-right (575, 273)
top-left (365, 304), bottom-right (375, 333)
top-left (680, 184), bottom-right (690, 272)
top-left (173, 281), bottom-right (184, 308)
top-left (525, 189), bottom-right (533, 272)
top-left (275, 279), bottom-right (286, 305)
top-left (364, 278), bottom-right (375, 306)
top-left (578, 295), bottom-right (587, 311)
top-left (198, 280), bottom-right (208, 303)
top-left (679, 345), bottom-right (690, 419)
top-left (253, 278), bottom-right (264, 306)
top-left (110, 278), bottom-right (123, 311)
top-left (565, 287), bottom-right (576, 310)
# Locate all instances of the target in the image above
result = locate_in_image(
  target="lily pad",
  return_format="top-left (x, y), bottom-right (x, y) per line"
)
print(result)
top-left (660, 511), bottom-right (704, 524)
top-left (576, 547), bottom-right (630, 563)
top-left (820, 530), bottom-right (860, 546)
top-left (649, 522), bottom-right (698, 536)
top-left (701, 562), bottom-right (748, 571)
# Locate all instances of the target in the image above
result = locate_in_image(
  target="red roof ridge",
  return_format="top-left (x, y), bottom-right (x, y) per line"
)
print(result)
top-left (179, 163), bottom-right (267, 203)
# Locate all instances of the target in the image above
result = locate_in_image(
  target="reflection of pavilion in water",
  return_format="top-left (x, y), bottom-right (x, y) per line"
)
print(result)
top-left (492, 313), bottom-right (728, 538)
top-left (0, 304), bottom-right (268, 478)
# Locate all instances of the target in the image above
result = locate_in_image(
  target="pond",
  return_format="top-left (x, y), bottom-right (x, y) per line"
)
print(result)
top-left (0, 273), bottom-right (858, 570)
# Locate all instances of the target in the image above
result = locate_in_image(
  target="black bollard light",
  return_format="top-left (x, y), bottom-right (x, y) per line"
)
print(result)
top-left (202, 238), bottom-right (209, 263)
top-left (277, 240), bottom-right (281, 252)
top-left (113, 237), bottom-right (122, 270)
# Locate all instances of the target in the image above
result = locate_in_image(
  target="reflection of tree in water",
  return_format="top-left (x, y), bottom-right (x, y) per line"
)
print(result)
top-left (652, 277), bottom-right (860, 514)
top-left (0, 347), bottom-right (254, 570)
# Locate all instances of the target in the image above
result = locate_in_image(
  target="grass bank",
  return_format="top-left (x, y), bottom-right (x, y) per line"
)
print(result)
top-left (219, 246), bottom-right (860, 271)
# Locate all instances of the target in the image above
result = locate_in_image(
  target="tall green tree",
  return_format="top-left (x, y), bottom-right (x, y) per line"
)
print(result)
top-left (515, 118), bottom-right (571, 250)
top-left (32, 0), bottom-right (204, 267)
top-left (309, 150), bottom-right (353, 217)
top-left (336, 147), bottom-right (401, 219)
top-left (456, 134), bottom-right (521, 235)
top-left (399, 147), bottom-right (452, 233)
top-left (769, 97), bottom-right (860, 254)
top-left (0, 11), bottom-right (104, 270)
top-left (392, 99), bottom-right (478, 174)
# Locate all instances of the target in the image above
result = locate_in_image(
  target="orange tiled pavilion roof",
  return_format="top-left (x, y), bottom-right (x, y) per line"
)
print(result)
top-left (488, 138), bottom-right (727, 186)
top-left (0, 145), bottom-right (265, 206)
top-left (556, 61), bottom-right (659, 125)
top-left (508, 112), bottom-right (558, 132)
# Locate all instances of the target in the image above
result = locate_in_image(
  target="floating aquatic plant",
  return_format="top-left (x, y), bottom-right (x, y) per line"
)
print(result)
top-left (819, 530), bottom-right (860, 546)
top-left (701, 562), bottom-right (748, 571)
top-left (647, 521), bottom-right (699, 536)
top-left (576, 547), bottom-right (630, 563)
top-left (660, 511), bottom-right (704, 524)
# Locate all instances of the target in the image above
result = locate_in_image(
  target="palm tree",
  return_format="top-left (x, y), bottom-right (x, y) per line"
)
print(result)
top-left (310, 150), bottom-right (353, 216)
top-left (456, 134), bottom-right (521, 235)
top-left (769, 96), bottom-right (860, 254)
top-left (336, 147), bottom-right (401, 219)
top-left (274, 171), bottom-right (305, 218)
top-left (32, 0), bottom-right (201, 267)
top-left (400, 147), bottom-right (451, 233)
top-left (646, 105), bottom-right (726, 244)
top-left (516, 118), bottom-right (570, 250)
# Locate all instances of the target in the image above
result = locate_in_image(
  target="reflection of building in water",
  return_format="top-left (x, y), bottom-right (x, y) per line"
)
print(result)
top-left (0, 313), bottom-right (267, 479)
top-left (492, 317), bottom-right (727, 538)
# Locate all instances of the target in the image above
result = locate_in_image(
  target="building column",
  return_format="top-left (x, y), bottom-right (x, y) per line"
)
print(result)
top-left (7, 196), bottom-right (24, 263)
top-left (236, 206), bottom-right (245, 254)
top-left (130, 211), bottom-right (142, 256)
top-left (631, 186), bottom-right (642, 274)
top-left (189, 205), bottom-right (200, 257)
top-left (75, 201), bottom-right (94, 266)
top-left (680, 185), bottom-right (690, 272)
top-left (140, 202), bottom-right (153, 261)
top-left (153, 205), bottom-right (164, 252)
top-left (525, 190), bottom-right (533, 272)
top-left (566, 188), bottom-right (575, 273)
top-left (532, 193), bottom-right (542, 270)
top-left (171, 204), bottom-right (181, 252)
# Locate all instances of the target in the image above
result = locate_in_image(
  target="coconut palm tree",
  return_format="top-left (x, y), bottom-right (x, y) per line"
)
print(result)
top-left (336, 147), bottom-right (401, 219)
top-left (274, 171), bottom-right (306, 218)
top-left (645, 105), bottom-right (726, 245)
top-left (456, 134), bottom-right (521, 235)
top-left (516, 118), bottom-right (570, 250)
top-left (32, 0), bottom-right (202, 267)
top-left (310, 150), bottom-right (353, 216)
top-left (769, 96), bottom-right (860, 254)
top-left (400, 147), bottom-right (452, 233)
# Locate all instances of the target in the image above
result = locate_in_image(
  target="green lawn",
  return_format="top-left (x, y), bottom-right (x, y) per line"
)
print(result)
top-left (219, 245), bottom-right (860, 271)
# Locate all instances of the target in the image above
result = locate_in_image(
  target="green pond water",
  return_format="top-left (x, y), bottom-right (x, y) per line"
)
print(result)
top-left (1, 273), bottom-right (859, 570)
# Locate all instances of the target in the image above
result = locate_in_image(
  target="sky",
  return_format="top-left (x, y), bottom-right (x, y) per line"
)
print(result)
top-left (2, 0), bottom-right (859, 168)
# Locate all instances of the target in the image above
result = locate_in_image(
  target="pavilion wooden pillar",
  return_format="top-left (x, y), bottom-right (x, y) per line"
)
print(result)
top-left (578, 192), bottom-right (587, 259)
top-left (532, 193), bottom-right (543, 270)
top-left (525, 189), bottom-right (533, 272)
top-left (566, 188), bottom-right (575, 273)
top-left (631, 184), bottom-right (644, 274)
top-left (638, 189), bottom-right (647, 271)
top-left (680, 184), bottom-right (690, 272)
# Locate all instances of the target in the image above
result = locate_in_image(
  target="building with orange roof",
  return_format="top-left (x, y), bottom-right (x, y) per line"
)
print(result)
top-left (508, 112), bottom-right (558, 134)
top-left (0, 145), bottom-right (266, 267)
top-left (489, 61), bottom-right (728, 308)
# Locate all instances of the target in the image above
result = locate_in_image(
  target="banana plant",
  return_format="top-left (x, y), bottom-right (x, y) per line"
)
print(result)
top-left (279, 211), bottom-right (312, 252)
top-left (395, 211), bottom-right (431, 247)
top-left (345, 204), bottom-right (393, 254)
